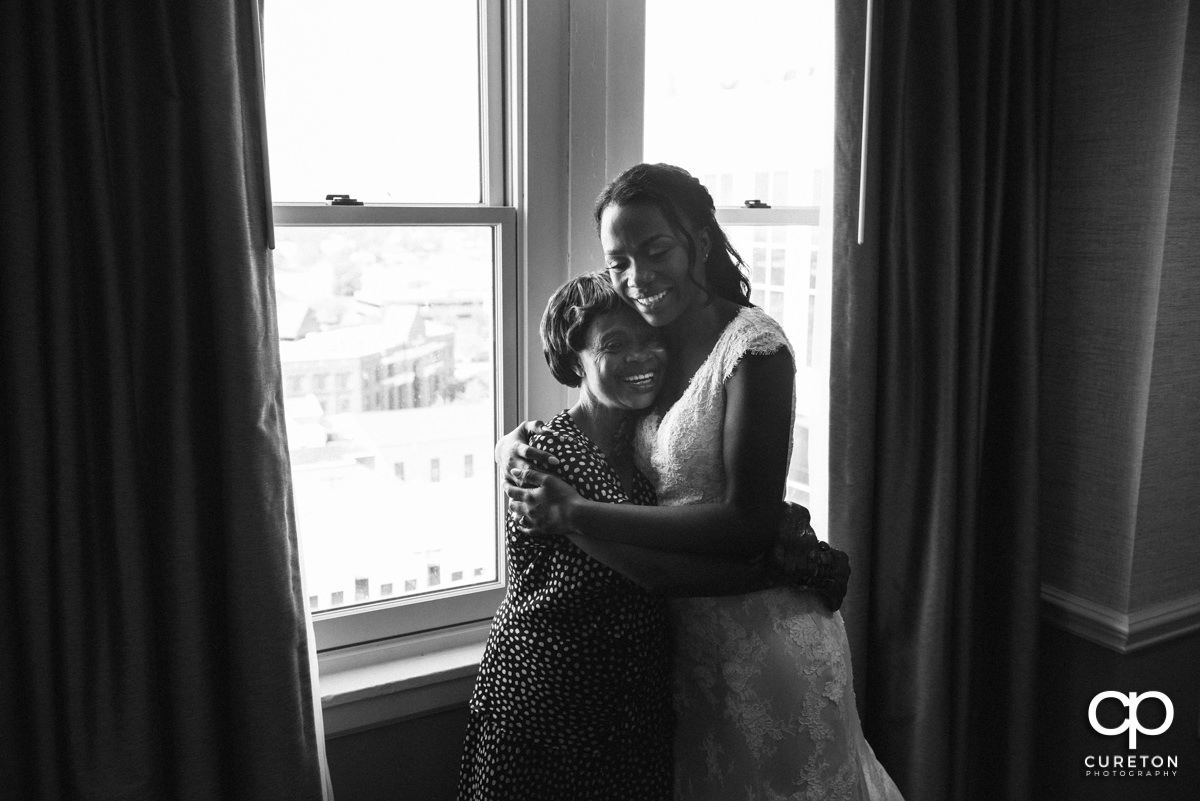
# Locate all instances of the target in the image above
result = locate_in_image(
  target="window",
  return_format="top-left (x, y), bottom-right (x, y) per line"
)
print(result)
top-left (265, 0), bottom-right (513, 651)
top-left (643, 0), bottom-right (834, 525)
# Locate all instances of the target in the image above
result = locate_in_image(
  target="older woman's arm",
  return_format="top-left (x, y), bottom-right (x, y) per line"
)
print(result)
top-left (567, 535), bottom-right (773, 596)
top-left (569, 501), bottom-right (849, 609)
top-left (506, 350), bottom-right (794, 557)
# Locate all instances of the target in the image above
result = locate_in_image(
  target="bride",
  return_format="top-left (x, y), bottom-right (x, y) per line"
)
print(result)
top-left (503, 163), bottom-right (903, 800)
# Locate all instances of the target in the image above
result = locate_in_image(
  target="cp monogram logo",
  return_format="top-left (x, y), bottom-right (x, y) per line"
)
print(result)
top-left (1088, 691), bottom-right (1174, 749)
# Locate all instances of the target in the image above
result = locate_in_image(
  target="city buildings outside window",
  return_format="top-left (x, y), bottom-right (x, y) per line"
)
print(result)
top-left (265, 0), bottom-right (510, 650)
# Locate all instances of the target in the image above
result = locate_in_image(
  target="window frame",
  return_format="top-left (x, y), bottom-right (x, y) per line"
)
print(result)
top-left (303, 0), bottom-right (837, 732)
top-left (627, 0), bottom-right (834, 529)
top-left (271, 0), bottom-right (517, 653)
top-left (715, 207), bottom-right (829, 518)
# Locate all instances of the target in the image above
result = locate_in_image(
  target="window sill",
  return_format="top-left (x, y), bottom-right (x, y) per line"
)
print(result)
top-left (317, 621), bottom-right (490, 737)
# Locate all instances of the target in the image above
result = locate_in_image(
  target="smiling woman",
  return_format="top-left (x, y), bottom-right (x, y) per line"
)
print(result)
top-left (601, 202), bottom-right (708, 327)
top-left (498, 164), bottom-right (899, 800)
top-left (598, 163), bottom-right (753, 330)
top-left (574, 305), bottom-right (668, 412)
top-left (458, 272), bottom-right (675, 800)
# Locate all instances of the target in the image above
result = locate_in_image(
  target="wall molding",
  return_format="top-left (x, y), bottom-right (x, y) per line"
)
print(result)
top-left (1041, 584), bottom-right (1200, 653)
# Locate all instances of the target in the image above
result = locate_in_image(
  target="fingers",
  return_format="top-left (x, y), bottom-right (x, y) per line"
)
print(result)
top-left (494, 419), bottom-right (547, 467)
top-left (503, 473), bottom-right (548, 505)
top-left (498, 445), bottom-right (558, 487)
top-left (503, 493), bottom-right (539, 535)
top-left (502, 462), bottom-right (553, 489)
top-left (518, 442), bottom-right (560, 469)
top-left (519, 420), bottom-right (545, 438)
top-left (504, 479), bottom-right (559, 534)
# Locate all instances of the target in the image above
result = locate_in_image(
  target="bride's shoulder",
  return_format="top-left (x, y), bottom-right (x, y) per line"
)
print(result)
top-left (705, 306), bottom-right (794, 386)
top-left (725, 306), bottom-right (792, 359)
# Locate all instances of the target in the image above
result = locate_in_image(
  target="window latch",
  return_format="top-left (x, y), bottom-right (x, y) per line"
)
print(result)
top-left (743, 199), bottom-right (771, 209)
top-left (326, 194), bottom-right (364, 206)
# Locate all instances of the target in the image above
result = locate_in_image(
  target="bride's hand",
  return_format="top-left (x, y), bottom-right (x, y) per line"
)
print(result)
top-left (495, 420), bottom-right (559, 488)
top-left (504, 471), bottom-right (581, 536)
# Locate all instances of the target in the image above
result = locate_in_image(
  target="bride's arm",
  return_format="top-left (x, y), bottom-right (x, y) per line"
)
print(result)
top-left (573, 501), bottom-right (850, 608)
top-left (507, 348), bottom-right (795, 557)
top-left (567, 535), bottom-right (775, 596)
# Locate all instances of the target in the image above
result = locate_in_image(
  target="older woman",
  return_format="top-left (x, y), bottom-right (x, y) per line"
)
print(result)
top-left (460, 271), bottom-right (827, 800)
top-left (457, 272), bottom-right (676, 800)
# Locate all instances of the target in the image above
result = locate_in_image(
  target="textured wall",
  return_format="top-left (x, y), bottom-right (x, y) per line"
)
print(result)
top-left (1041, 0), bottom-right (1200, 617)
top-left (325, 706), bottom-right (469, 801)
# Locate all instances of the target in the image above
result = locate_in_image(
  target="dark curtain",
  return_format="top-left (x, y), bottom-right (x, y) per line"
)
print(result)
top-left (831, 1), bottom-right (1049, 799)
top-left (0, 2), bottom-right (324, 800)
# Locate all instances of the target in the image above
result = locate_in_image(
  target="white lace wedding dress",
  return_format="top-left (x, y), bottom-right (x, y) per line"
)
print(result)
top-left (634, 306), bottom-right (904, 801)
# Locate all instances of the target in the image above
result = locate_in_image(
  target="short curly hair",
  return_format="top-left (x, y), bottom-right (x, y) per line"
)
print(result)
top-left (540, 271), bottom-right (626, 388)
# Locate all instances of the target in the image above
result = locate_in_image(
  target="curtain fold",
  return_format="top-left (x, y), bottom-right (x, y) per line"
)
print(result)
top-left (831, 1), bottom-right (1049, 799)
top-left (0, 2), bottom-right (324, 799)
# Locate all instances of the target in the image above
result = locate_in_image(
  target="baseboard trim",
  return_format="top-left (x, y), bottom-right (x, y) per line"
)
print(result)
top-left (1041, 585), bottom-right (1200, 653)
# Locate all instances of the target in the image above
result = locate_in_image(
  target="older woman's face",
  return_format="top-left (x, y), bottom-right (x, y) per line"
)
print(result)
top-left (576, 303), bottom-right (667, 411)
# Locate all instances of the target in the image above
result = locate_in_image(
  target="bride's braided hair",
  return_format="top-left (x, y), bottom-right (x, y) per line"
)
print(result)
top-left (593, 163), bottom-right (752, 308)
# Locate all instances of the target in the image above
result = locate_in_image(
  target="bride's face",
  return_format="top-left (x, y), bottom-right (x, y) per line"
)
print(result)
top-left (575, 303), bottom-right (668, 411)
top-left (600, 202), bottom-right (710, 329)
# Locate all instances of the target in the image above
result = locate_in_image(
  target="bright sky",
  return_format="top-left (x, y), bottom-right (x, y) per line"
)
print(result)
top-left (264, 0), bottom-right (481, 203)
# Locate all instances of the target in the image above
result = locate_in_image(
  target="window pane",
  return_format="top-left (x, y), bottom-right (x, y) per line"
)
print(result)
top-left (646, 0), bottom-right (833, 532)
top-left (643, 0), bottom-right (834, 208)
top-left (264, 0), bottom-right (482, 203)
top-left (729, 222), bottom-right (824, 517)
top-left (274, 226), bottom-right (498, 612)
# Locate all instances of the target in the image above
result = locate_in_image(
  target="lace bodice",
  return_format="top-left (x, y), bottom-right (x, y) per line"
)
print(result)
top-left (634, 306), bottom-right (794, 507)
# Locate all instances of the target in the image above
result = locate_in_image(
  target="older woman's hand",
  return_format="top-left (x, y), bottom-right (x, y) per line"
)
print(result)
top-left (496, 420), bottom-right (559, 489)
top-left (769, 502), bottom-right (851, 613)
top-left (504, 470), bottom-right (582, 536)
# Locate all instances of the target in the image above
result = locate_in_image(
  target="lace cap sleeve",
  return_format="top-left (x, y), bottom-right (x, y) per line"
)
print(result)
top-left (713, 306), bottom-right (796, 384)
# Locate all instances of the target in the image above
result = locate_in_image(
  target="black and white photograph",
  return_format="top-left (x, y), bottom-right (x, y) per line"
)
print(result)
top-left (2, 1), bottom-right (1197, 800)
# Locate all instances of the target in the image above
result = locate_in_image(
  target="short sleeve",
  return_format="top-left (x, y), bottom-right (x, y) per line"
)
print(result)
top-left (715, 307), bottom-right (795, 384)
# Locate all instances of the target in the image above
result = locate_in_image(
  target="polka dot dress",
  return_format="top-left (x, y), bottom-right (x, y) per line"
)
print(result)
top-left (458, 411), bottom-right (673, 800)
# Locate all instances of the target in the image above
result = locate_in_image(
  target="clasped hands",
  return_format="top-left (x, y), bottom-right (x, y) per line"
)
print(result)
top-left (764, 501), bottom-right (851, 613)
top-left (498, 422), bottom-right (850, 612)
